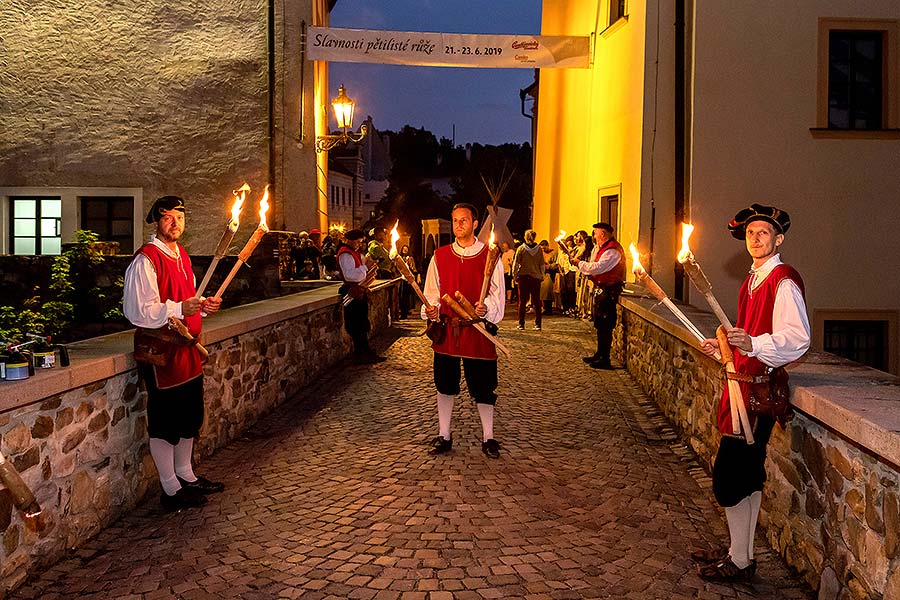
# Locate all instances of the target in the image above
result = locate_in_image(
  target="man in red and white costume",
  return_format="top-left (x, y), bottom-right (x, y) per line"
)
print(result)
top-left (124, 196), bottom-right (224, 512)
top-left (571, 222), bottom-right (626, 369)
top-left (695, 203), bottom-right (810, 582)
top-left (421, 203), bottom-right (506, 458)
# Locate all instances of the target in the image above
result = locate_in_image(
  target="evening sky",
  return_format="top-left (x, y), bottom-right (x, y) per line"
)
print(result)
top-left (328, 0), bottom-right (542, 146)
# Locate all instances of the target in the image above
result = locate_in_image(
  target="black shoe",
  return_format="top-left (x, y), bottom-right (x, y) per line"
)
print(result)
top-left (428, 435), bottom-right (452, 455)
top-left (481, 439), bottom-right (501, 459)
top-left (583, 354), bottom-right (600, 364)
top-left (698, 557), bottom-right (756, 582)
top-left (177, 475), bottom-right (225, 495)
top-left (589, 359), bottom-right (613, 370)
top-left (161, 487), bottom-right (207, 512)
top-left (690, 546), bottom-right (730, 564)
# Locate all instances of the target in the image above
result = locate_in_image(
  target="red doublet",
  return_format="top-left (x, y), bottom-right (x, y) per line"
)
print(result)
top-left (432, 244), bottom-right (497, 360)
top-left (717, 264), bottom-right (805, 434)
top-left (589, 239), bottom-right (626, 286)
top-left (138, 244), bottom-right (204, 389)
top-left (336, 244), bottom-right (363, 279)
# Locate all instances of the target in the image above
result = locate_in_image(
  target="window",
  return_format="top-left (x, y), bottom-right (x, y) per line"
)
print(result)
top-left (609, 0), bottom-right (626, 26)
top-left (81, 196), bottom-right (134, 253)
top-left (828, 30), bottom-right (882, 129)
top-left (815, 18), bottom-right (900, 137)
top-left (597, 184), bottom-right (622, 233)
top-left (824, 319), bottom-right (888, 371)
top-left (11, 196), bottom-right (61, 255)
top-left (815, 309), bottom-right (898, 375)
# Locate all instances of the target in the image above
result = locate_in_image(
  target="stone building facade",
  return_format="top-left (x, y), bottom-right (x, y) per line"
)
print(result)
top-left (0, 0), bottom-right (323, 255)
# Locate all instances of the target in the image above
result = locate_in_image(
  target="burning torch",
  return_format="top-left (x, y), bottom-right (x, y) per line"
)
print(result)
top-left (387, 221), bottom-right (433, 311)
top-left (677, 223), bottom-right (733, 329)
top-left (478, 227), bottom-right (502, 304)
top-left (630, 244), bottom-right (720, 361)
top-left (213, 185), bottom-right (271, 300)
top-left (195, 184), bottom-right (248, 298)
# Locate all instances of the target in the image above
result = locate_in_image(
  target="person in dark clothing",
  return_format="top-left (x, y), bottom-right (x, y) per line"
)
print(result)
top-left (571, 222), bottom-right (626, 369)
top-left (336, 229), bottom-right (385, 364)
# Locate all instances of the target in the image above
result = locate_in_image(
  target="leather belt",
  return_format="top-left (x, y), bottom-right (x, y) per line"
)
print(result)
top-left (726, 371), bottom-right (770, 384)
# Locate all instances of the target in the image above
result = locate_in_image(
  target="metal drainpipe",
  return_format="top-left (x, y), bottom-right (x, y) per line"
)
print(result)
top-left (267, 0), bottom-right (276, 204)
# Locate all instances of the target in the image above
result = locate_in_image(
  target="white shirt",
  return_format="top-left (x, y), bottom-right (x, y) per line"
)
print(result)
top-left (745, 254), bottom-right (810, 367)
top-left (123, 235), bottom-right (192, 328)
top-left (576, 244), bottom-right (621, 276)
top-left (420, 240), bottom-right (506, 324)
top-left (338, 249), bottom-right (369, 283)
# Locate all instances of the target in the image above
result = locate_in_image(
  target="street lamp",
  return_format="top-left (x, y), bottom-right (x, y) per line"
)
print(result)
top-left (316, 84), bottom-right (368, 153)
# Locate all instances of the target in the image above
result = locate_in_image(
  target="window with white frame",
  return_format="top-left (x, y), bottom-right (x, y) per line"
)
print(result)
top-left (11, 196), bottom-right (61, 255)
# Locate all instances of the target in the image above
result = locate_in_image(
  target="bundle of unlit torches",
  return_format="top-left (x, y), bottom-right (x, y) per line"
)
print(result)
top-left (387, 222), bottom-right (510, 358)
top-left (630, 223), bottom-right (754, 443)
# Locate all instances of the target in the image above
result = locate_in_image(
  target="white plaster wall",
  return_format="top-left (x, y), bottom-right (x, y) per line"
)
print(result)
top-left (688, 1), bottom-right (900, 339)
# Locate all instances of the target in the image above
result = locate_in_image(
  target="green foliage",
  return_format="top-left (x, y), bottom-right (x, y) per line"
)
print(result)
top-left (0, 230), bottom-right (126, 344)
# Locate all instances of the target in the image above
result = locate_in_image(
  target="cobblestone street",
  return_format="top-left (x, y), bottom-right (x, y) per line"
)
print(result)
top-left (13, 311), bottom-right (813, 600)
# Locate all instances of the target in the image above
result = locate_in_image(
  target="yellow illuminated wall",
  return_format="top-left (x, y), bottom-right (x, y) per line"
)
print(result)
top-left (535, 0), bottom-right (662, 284)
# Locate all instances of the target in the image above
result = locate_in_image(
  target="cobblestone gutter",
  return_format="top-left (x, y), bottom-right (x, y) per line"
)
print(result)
top-left (0, 282), bottom-right (397, 593)
top-left (616, 295), bottom-right (900, 599)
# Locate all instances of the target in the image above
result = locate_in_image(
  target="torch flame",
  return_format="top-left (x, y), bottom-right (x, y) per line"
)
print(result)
top-left (258, 185), bottom-right (270, 232)
top-left (629, 243), bottom-right (646, 276)
top-left (229, 183), bottom-right (249, 232)
top-left (489, 225), bottom-right (495, 248)
top-left (677, 222), bottom-right (694, 264)
top-left (389, 220), bottom-right (400, 258)
top-left (554, 229), bottom-right (566, 243)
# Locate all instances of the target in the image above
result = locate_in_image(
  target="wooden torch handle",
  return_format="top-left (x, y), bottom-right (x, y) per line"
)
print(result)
top-left (715, 325), bottom-right (734, 365)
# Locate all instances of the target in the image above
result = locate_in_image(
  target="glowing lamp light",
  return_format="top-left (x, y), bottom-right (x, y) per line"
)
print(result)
top-left (332, 84), bottom-right (355, 130)
top-left (316, 84), bottom-right (369, 153)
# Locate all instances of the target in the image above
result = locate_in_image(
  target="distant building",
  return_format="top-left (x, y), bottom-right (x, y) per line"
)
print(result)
top-left (534, 0), bottom-right (900, 375)
top-left (330, 116), bottom-right (392, 226)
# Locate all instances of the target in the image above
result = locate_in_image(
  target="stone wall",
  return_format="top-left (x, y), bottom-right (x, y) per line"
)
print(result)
top-left (616, 296), bottom-right (900, 599)
top-left (0, 282), bottom-right (397, 594)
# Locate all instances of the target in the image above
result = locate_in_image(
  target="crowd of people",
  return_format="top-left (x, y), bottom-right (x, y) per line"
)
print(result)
top-left (123, 194), bottom-right (810, 587)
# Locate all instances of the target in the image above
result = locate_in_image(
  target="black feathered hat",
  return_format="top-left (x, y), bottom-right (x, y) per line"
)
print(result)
top-left (146, 196), bottom-right (185, 224)
top-left (727, 203), bottom-right (790, 240)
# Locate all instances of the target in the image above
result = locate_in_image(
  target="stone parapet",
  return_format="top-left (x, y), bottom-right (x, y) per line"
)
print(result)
top-left (0, 281), bottom-right (398, 593)
top-left (616, 295), bottom-right (900, 599)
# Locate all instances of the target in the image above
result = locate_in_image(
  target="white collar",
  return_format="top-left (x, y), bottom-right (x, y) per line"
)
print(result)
top-left (150, 234), bottom-right (180, 259)
top-left (749, 253), bottom-right (782, 287)
top-left (452, 239), bottom-right (484, 256)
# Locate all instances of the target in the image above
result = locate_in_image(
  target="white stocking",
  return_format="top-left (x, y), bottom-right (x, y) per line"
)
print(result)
top-left (748, 491), bottom-right (762, 559)
top-left (149, 438), bottom-right (180, 496)
top-left (437, 393), bottom-right (454, 440)
top-left (174, 438), bottom-right (197, 482)
top-left (725, 497), bottom-right (752, 569)
top-left (477, 404), bottom-right (494, 441)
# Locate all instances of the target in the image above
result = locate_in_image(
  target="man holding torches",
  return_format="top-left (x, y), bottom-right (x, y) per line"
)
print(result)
top-left (421, 203), bottom-right (506, 459)
top-left (336, 229), bottom-right (387, 365)
top-left (692, 204), bottom-right (809, 583)
top-left (570, 222), bottom-right (626, 370)
top-left (124, 196), bottom-right (224, 512)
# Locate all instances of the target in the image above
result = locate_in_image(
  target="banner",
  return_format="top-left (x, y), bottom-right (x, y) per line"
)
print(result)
top-left (308, 27), bottom-right (589, 69)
